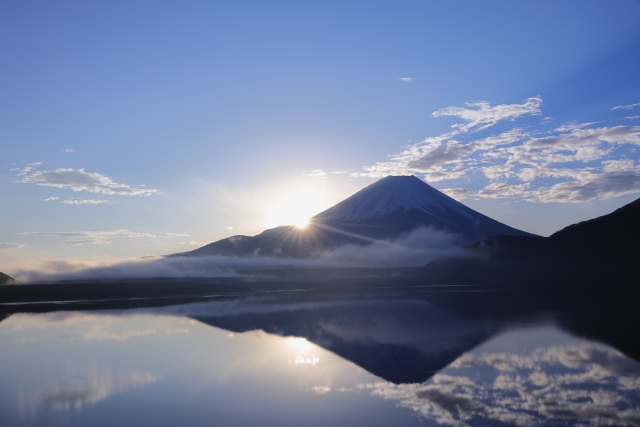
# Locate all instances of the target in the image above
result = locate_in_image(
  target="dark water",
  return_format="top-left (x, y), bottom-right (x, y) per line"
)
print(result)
top-left (1, 288), bottom-right (639, 426)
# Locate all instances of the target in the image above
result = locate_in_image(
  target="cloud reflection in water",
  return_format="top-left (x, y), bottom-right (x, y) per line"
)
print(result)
top-left (359, 337), bottom-right (640, 426)
top-left (17, 367), bottom-right (159, 419)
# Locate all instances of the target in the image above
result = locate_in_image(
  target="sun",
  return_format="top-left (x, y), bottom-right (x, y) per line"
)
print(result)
top-left (268, 192), bottom-right (327, 229)
top-left (295, 217), bottom-right (309, 228)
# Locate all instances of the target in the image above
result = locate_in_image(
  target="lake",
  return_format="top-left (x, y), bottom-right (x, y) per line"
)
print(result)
top-left (1, 287), bottom-right (639, 426)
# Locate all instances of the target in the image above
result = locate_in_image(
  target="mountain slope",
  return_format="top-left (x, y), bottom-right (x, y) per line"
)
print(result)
top-left (0, 272), bottom-right (19, 285)
top-left (311, 176), bottom-right (536, 241)
top-left (314, 175), bottom-right (482, 223)
top-left (176, 176), bottom-right (535, 258)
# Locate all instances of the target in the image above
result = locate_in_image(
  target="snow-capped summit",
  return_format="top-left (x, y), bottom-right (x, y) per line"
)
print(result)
top-left (174, 175), bottom-right (536, 259)
top-left (313, 176), bottom-right (475, 223)
top-left (309, 175), bottom-right (536, 243)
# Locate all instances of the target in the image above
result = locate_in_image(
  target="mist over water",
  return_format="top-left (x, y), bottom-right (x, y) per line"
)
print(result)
top-left (12, 227), bottom-right (468, 283)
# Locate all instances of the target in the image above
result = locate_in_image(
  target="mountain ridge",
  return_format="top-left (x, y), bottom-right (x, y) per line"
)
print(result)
top-left (175, 176), bottom-right (535, 258)
top-left (0, 272), bottom-right (19, 286)
top-left (418, 195), bottom-right (640, 287)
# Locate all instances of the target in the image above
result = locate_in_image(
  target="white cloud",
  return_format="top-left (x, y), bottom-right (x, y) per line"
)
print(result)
top-left (533, 168), bottom-right (640, 202)
top-left (0, 242), bottom-right (28, 250)
top-left (554, 121), bottom-right (599, 132)
top-left (399, 77), bottom-right (413, 82)
top-left (602, 159), bottom-right (635, 173)
top-left (440, 188), bottom-right (476, 200)
top-left (181, 240), bottom-right (209, 246)
top-left (444, 183), bottom-right (533, 200)
top-left (12, 162), bottom-right (41, 176)
top-left (19, 229), bottom-right (184, 246)
top-left (65, 239), bottom-right (112, 246)
top-left (361, 98), bottom-right (541, 179)
top-left (160, 232), bottom-right (189, 238)
top-left (305, 169), bottom-right (327, 177)
top-left (62, 199), bottom-right (111, 205)
top-left (43, 196), bottom-right (59, 201)
top-left (432, 97), bottom-right (542, 133)
top-left (62, 148), bottom-right (76, 153)
top-left (362, 95), bottom-right (640, 203)
top-left (225, 226), bottom-right (234, 230)
top-left (21, 230), bottom-right (158, 239)
top-left (612, 102), bottom-right (640, 111)
top-left (525, 125), bottom-right (640, 150)
top-left (17, 165), bottom-right (159, 196)
top-left (407, 129), bottom-right (525, 173)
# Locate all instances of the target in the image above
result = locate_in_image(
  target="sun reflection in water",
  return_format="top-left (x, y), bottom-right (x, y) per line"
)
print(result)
top-left (286, 337), bottom-right (320, 366)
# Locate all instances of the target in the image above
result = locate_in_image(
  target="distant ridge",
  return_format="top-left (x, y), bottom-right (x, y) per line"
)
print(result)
top-left (0, 272), bottom-right (19, 285)
top-left (419, 196), bottom-right (640, 287)
top-left (174, 176), bottom-right (535, 258)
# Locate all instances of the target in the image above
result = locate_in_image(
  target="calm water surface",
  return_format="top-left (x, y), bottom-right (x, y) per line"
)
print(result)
top-left (1, 295), bottom-right (639, 426)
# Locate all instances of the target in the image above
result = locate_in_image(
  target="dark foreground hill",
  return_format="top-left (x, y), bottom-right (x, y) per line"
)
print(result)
top-left (174, 176), bottom-right (535, 258)
top-left (419, 197), bottom-right (640, 288)
top-left (0, 272), bottom-right (18, 285)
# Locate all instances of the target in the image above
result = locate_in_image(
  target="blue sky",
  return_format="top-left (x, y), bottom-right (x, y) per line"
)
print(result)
top-left (2, 1), bottom-right (640, 273)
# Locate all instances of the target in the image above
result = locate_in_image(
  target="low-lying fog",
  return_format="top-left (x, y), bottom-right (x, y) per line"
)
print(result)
top-left (12, 228), bottom-right (469, 283)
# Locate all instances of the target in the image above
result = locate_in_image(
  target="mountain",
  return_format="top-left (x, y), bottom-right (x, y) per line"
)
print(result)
top-left (0, 272), bottom-right (18, 285)
top-left (418, 196), bottom-right (640, 287)
top-left (192, 299), bottom-right (495, 384)
top-left (175, 176), bottom-right (535, 258)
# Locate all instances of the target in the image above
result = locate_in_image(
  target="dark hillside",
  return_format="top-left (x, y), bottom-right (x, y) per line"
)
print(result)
top-left (419, 197), bottom-right (640, 288)
top-left (0, 272), bottom-right (18, 285)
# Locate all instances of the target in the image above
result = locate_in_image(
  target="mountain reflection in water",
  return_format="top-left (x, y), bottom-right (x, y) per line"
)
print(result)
top-left (0, 289), bottom-right (639, 427)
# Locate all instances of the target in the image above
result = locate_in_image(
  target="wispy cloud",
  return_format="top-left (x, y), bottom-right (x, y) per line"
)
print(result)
top-left (362, 98), bottom-right (541, 179)
top-left (181, 240), bottom-right (210, 246)
top-left (43, 196), bottom-right (59, 202)
top-left (19, 230), bottom-right (189, 246)
top-left (432, 97), bottom-right (542, 133)
top-left (399, 77), bottom-right (413, 82)
top-left (305, 169), bottom-right (327, 177)
top-left (0, 242), bottom-right (28, 250)
top-left (406, 129), bottom-right (525, 174)
top-left (15, 164), bottom-right (160, 196)
top-left (161, 232), bottom-right (189, 238)
top-left (19, 229), bottom-right (186, 246)
top-left (65, 239), bottom-right (112, 246)
top-left (62, 199), bottom-right (111, 205)
top-left (554, 121), bottom-right (599, 132)
top-left (612, 101), bottom-right (640, 111)
top-left (21, 230), bottom-right (158, 239)
top-left (12, 162), bottom-right (42, 176)
top-left (62, 148), bottom-right (76, 153)
top-left (532, 168), bottom-right (640, 202)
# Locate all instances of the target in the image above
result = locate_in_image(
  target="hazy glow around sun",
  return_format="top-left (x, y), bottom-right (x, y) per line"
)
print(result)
top-left (267, 191), bottom-right (328, 228)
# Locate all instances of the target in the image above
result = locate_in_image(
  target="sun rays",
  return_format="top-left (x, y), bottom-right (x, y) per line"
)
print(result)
top-left (267, 192), bottom-right (328, 229)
